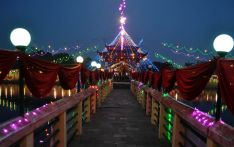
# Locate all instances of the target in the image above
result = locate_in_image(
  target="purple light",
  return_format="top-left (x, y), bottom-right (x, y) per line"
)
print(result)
top-left (192, 109), bottom-right (215, 127)
top-left (39, 140), bottom-right (44, 143)
top-left (10, 123), bottom-right (17, 130)
top-left (32, 112), bottom-right (37, 116)
top-left (18, 119), bottom-right (22, 123)
top-left (3, 129), bottom-right (8, 133)
top-left (24, 118), bottom-right (29, 122)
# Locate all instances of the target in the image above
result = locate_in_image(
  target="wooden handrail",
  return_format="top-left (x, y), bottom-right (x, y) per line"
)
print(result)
top-left (0, 88), bottom-right (96, 146)
top-left (131, 80), bottom-right (234, 147)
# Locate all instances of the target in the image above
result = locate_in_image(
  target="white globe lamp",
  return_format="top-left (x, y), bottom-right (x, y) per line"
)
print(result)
top-left (10, 28), bottom-right (31, 52)
top-left (76, 56), bottom-right (84, 63)
top-left (213, 34), bottom-right (234, 57)
top-left (96, 63), bottom-right (101, 69)
top-left (91, 61), bottom-right (97, 67)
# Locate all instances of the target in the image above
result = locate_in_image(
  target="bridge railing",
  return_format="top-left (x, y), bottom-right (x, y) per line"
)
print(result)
top-left (0, 80), bottom-right (113, 147)
top-left (131, 80), bottom-right (234, 147)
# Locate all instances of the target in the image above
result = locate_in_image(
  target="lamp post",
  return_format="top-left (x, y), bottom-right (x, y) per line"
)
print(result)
top-left (213, 34), bottom-right (234, 121)
top-left (10, 28), bottom-right (31, 115)
top-left (76, 56), bottom-right (84, 92)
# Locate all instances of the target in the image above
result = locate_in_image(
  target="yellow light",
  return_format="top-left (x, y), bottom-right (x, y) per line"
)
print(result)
top-left (10, 87), bottom-right (13, 98)
top-left (68, 90), bottom-right (71, 97)
top-left (62, 89), bottom-right (64, 97)
top-left (5, 88), bottom-right (8, 98)
top-left (53, 88), bottom-right (57, 99)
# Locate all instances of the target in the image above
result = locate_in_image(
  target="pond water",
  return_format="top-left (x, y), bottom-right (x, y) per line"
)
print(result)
top-left (169, 88), bottom-right (234, 127)
top-left (0, 84), bottom-right (77, 123)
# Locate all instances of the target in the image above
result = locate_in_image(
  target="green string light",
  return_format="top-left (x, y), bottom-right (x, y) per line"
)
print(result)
top-left (162, 42), bottom-right (216, 56)
top-left (154, 53), bottom-right (183, 69)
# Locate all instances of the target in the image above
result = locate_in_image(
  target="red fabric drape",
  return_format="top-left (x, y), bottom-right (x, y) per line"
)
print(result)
top-left (0, 50), bottom-right (19, 84)
top-left (162, 68), bottom-right (176, 92)
top-left (104, 71), bottom-right (108, 80)
top-left (90, 71), bottom-right (97, 84)
top-left (151, 72), bottom-right (162, 91)
top-left (217, 59), bottom-right (234, 115)
top-left (143, 71), bottom-right (148, 84)
top-left (109, 72), bottom-right (113, 79)
top-left (147, 71), bottom-right (153, 84)
top-left (58, 66), bottom-right (80, 90)
top-left (21, 54), bottom-right (60, 98)
top-left (176, 59), bottom-right (217, 100)
top-left (81, 67), bottom-right (90, 85)
top-left (96, 70), bottom-right (100, 81)
top-left (131, 72), bottom-right (138, 80)
top-left (137, 72), bottom-right (141, 81)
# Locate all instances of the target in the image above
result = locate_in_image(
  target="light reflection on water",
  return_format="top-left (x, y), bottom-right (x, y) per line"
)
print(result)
top-left (169, 87), bottom-right (234, 127)
top-left (0, 84), bottom-right (76, 123)
top-left (0, 84), bottom-right (76, 99)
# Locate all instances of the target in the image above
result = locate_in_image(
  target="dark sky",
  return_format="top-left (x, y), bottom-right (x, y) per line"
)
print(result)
top-left (1, 0), bottom-right (234, 64)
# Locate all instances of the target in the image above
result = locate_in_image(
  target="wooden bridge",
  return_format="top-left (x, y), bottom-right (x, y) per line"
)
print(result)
top-left (0, 80), bottom-right (233, 147)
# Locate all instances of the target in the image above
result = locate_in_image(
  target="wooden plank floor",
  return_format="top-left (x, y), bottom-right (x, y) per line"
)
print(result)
top-left (69, 89), bottom-right (170, 147)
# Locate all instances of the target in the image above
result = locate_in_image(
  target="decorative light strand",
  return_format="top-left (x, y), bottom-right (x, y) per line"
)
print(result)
top-left (162, 42), bottom-right (216, 56)
top-left (154, 52), bottom-right (183, 69)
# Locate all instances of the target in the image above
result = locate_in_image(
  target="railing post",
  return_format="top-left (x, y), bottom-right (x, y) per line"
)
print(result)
top-left (172, 114), bottom-right (185, 147)
top-left (142, 90), bottom-right (146, 109)
top-left (91, 92), bottom-right (96, 114)
top-left (55, 112), bottom-right (67, 147)
top-left (76, 102), bottom-right (82, 135)
top-left (206, 138), bottom-right (218, 147)
top-left (97, 88), bottom-right (101, 107)
top-left (151, 99), bottom-right (157, 125)
top-left (159, 103), bottom-right (165, 139)
top-left (101, 85), bottom-right (104, 102)
top-left (146, 91), bottom-right (151, 116)
top-left (20, 132), bottom-right (34, 147)
top-left (84, 97), bottom-right (91, 123)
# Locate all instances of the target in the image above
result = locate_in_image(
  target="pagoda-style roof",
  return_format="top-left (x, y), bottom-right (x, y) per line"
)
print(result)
top-left (98, 30), bottom-right (147, 64)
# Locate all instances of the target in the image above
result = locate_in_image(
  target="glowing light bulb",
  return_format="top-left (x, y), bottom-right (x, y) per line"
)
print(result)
top-left (120, 16), bottom-right (126, 24)
top-left (10, 28), bottom-right (31, 47)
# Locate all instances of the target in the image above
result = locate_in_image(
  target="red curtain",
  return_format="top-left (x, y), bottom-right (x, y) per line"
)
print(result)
top-left (104, 71), bottom-right (108, 80)
top-left (90, 71), bottom-right (97, 84)
top-left (176, 59), bottom-right (217, 100)
top-left (143, 71), bottom-right (148, 84)
top-left (21, 54), bottom-right (60, 98)
top-left (131, 72), bottom-right (138, 80)
top-left (81, 66), bottom-right (90, 85)
top-left (109, 71), bottom-right (113, 79)
top-left (162, 68), bottom-right (176, 92)
top-left (147, 71), bottom-right (153, 84)
top-left (58, 66), bottom-right (80, 90)
top-left (137, 72), bottom-right (141, 81)
top-left (0, 50), bottom-right (19, 84)
top-left (217, 59), bottom-right (234, 115)
top-left (151, 72), bottom-right (162, 91)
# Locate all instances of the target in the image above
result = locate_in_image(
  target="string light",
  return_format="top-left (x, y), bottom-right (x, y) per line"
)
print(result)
top-left (162, 42), bottom-right (216, 56)
top-left (154, 53), bottom-right (183, 69)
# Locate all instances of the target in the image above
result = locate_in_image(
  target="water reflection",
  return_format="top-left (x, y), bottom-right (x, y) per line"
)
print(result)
top-left (169, 84), bottom-right (234, 127)
top-left (0, 84), bottom-right (76, 100)
top-left (0, 83), bottom-right (76, 123)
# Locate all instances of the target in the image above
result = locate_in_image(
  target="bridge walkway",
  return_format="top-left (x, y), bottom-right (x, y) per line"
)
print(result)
top-left (69, 86), bottom-right (170, 147)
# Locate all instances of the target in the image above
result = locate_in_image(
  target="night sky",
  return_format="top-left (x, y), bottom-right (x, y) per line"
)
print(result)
top-left (1, 0), bottom-right (234, 64)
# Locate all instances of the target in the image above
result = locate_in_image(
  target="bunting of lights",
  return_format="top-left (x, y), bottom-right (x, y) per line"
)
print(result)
top-left (162, 42), bottom-right (216, 57)
top-left (154, 53), bottom-right (183, 69)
